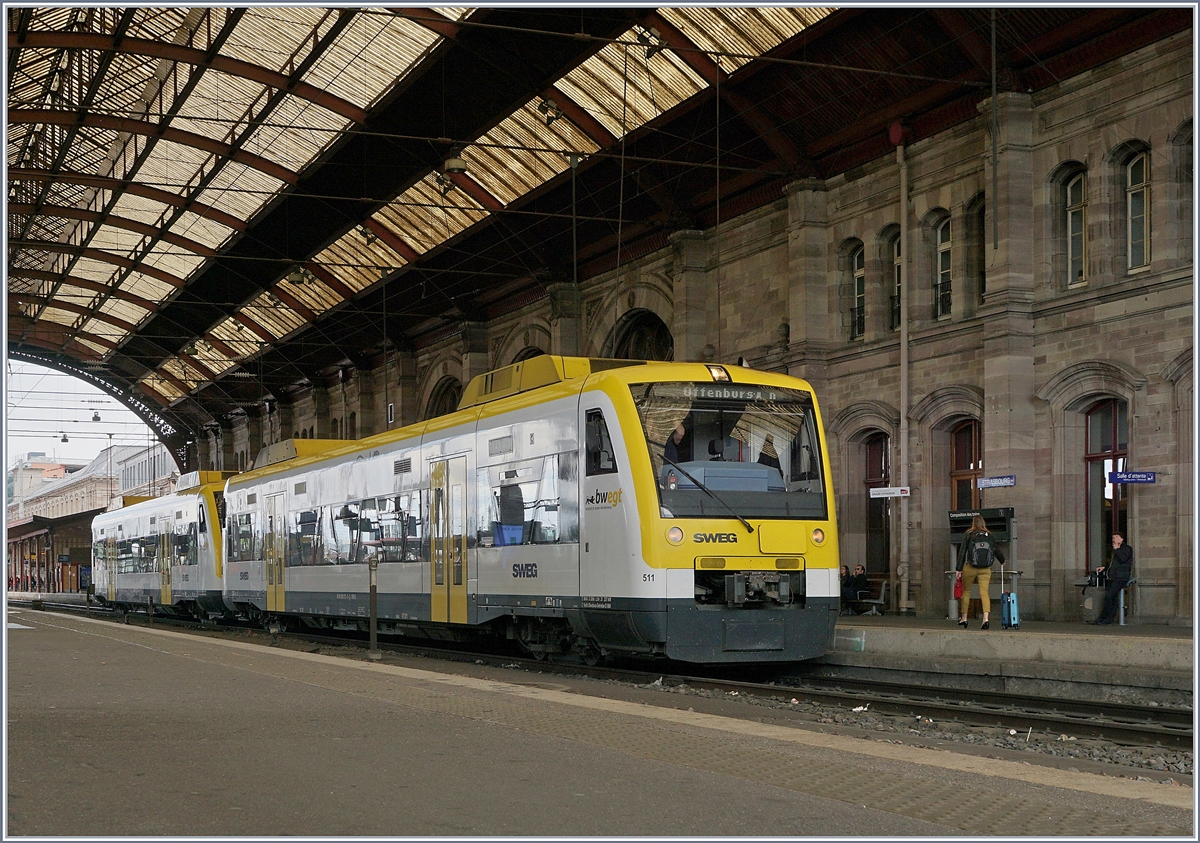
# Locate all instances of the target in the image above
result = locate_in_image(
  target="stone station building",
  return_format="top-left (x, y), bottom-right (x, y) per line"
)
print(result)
top-left (198, 29), bottom-right (1194, 626)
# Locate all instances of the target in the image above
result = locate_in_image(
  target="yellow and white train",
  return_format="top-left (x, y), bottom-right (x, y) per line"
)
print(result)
top-left (91, 471), bottom-right (229, 618)
top-left (97, 356), bottom-right (841, 663)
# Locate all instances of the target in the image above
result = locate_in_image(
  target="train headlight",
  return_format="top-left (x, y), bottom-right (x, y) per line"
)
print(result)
top-left (705, 364), bottom-right (731, 382)
top-left (811, 528), bottom-right (825, 545)
top-left (667, 526), bottom-right (684, 545)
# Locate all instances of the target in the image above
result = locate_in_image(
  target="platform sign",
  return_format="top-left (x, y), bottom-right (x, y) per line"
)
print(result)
top-left (1110, 471), bottom-right (1156, 484)
top-left (977, 475), bottom-right (1016, 489)
top-left (869, 486), bottom-right (910, 498)
top-left (57, 554), bottom-right (70, 563)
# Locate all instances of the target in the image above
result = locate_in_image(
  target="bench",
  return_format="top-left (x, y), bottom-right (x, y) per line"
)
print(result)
top-left (847, 579), bottom-right (890, 616)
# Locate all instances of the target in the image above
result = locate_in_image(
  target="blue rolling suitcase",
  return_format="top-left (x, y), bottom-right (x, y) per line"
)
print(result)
top-left (1000, 563), bottom-right (1019, 629)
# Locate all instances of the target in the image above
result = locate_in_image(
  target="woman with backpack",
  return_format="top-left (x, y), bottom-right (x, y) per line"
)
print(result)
top-left (955, 515), bottom-right (1005, 630)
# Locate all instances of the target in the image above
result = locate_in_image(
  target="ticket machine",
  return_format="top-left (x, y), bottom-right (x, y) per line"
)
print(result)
top-left (947, 508), bottom-right (1015, 619)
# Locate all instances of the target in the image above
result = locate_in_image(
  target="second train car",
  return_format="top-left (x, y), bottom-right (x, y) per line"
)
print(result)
top-left (222, 356), bottom-right (840, 662)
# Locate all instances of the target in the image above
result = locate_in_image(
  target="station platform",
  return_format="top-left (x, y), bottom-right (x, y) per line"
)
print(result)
top-left (824, 613), bottom-right (1193, 706)
top-left (6, 607), bottom-right (1192, 837)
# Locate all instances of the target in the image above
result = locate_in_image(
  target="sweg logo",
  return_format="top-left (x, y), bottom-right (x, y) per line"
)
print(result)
top-left (512, 562), bottom-right (538, 578)
top-left (694, 532), bottom-right (738, 543)
top-left (585, 488), bottom-right (623, 507)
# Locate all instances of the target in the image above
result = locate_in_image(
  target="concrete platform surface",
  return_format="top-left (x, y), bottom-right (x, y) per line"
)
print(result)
top-left (833, 614), bottom-right (1193, 671)
top-left (6, 609), bottom-right (1192, 837)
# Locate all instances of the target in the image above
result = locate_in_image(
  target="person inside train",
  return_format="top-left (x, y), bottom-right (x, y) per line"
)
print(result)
top-left (664, 419), bottom-right (693, 463)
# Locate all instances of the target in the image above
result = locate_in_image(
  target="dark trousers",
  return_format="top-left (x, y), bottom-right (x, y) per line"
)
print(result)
top-left (1097, 577), bottom-right (1130, 623)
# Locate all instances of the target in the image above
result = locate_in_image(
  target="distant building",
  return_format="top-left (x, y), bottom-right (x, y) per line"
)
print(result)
top-left (6, 453), bottom-right (86, 507)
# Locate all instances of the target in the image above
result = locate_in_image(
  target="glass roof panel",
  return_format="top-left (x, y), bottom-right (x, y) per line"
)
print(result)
top-left (99, 298), bottom-right (151, 327)
top-left (141, 243), bottom-right (205, 286)
top-left (197, 162), bottom-right (287, 225)
top-left (304, 12), bottom-right (440, 111)
top-left (120, 273), bottom-right (177, 302)
top-left (80, 317), bottom-right (128, 345)
top-left (464, 100), bottom-right (602, 206)
top-left (373, 174), bottom-right (489, 254)
top-left (75, 337), bottom-right (110, 357)
top-left (209, 318), bottom-right (265, 361)
top-left (242, 94), bottom-right (343, 173)
top-left (162, 357), bottom-right (208, 388)
top-left (138, 373), bottom-right (183, 404)
top-left (556, 37), bottom-right (707, 140)
top-left (242, 291), bottom-right (307, 338)
top-left (67, 257), bottom-right (118, 285)
top-left (190, 339), bottom-right (236, 378)
top-left (660, 8), bottom-right (834, 72)
top-left (278, 275), bottom-right (343, 314)
top-left (313, 238), bottom-right (409, 295)
top-left (41, 307), bottom-right (78, 327)
top-left (86, 225), bottom-right (145, 255)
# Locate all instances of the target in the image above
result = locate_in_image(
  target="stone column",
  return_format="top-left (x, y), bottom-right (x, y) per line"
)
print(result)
top-left (784, 178), bottom-right (830, 386)
top-left (546, 282), bottom-right (581, 357)
top-left (394, 351), bottom-right (418, 429)
top-left (977, 93), bottom-right (1037, 571)
top-left (218, 418), bottom-right (238, 473)
top-left (313, 378), bottom-right (334, 439)
top-left (460, 322), bottom-right (490, 385)
top-left (670, 230), bottom-right (709, 362)
top-left (244, 408), bottom-right (264, 466)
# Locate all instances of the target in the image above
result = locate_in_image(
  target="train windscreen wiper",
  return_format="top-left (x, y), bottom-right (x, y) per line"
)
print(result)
top-left (659, 450), bottom-right (754, 534)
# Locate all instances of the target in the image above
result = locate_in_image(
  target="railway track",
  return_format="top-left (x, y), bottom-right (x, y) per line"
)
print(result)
top-left (12, 598), bottom-right (1193, 752)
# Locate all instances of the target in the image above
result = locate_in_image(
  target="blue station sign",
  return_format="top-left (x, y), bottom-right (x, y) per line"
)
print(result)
top-left (1110, 471), bottom-right (1156, 484)
top-left (977, 475), bottom-right (1016, 489)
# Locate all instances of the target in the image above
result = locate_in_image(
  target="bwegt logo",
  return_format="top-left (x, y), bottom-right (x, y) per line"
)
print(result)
top-left (585, 488), bottom-right (623, 507)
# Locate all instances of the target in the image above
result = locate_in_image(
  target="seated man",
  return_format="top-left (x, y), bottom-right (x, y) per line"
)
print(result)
top-left (842, 565), bottom-right (869, 609)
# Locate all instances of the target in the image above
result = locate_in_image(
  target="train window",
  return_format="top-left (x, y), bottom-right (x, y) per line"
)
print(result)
top-left (476, 452), bottom-right (579, 546)
top-left (287, 509), bottom-right (322, 567)
top-left (173, 520), bottom-right (198, 566)
top-left (585, 410), bottom-right (618, 476)
top-left (629, 382), bottom-right (828, 521)
top-left (228, 512), bottom-right (258, 562)
top-left (324, 505), bottom-right (354, 564)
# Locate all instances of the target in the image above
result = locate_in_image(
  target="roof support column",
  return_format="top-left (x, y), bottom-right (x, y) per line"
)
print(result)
top-left (546, 282), bottom-right (581, 357)
top-left (243, 408), bottom-right (264, 466)
top-left (217, 418), bottom-right (238, 473)
top-left (393, 351), bottom-right (418, 430)
top-left (669, 230), bottom-right (710, 363)
top-left (460, 323), bottom-right (490, 385)
top-left (977, 92), bottom-right (1037, 580)
top-left (313, 382), bottom-right (333, 439)
top-left (784, 178), bottom-right (830, 386)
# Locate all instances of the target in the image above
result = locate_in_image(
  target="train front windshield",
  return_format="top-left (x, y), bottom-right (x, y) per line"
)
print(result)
top-left (630, 381), bottom-right (827, 521)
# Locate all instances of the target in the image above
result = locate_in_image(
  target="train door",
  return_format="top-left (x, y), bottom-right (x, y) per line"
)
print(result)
top-left (265, 493), bottom-right (286, 612)
top-left (159, 517), bottom-right (172, 606)
top-left (580, 407), bottom-right (626, 597)
top-left (430, 457), bottom-right (467, 623)
top-left (106, 535), bottom-right (116, 601)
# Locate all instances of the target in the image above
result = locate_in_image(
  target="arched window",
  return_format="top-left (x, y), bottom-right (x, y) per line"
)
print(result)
top-left (934, 218), bottom-right (952, 319)
top-left (864, 432), bottom-right (890, 576)
top-left (1066, 173), bottom-right (1087, 284)
top-left (1126, 153), bottom-right (1149, 269)
top-left (348, 411), bottom-right (357, 440)
top-left (950, 419), bottom-right (982, 510)
top-left (850, 246), bottom-right (865, 340)
top-left (889, 233), bottom-right (902, 330)
top-left (330, 417), bottom-right (339, 439)
top-left (426, 377), bottom-right (463, 420)
top-left (1086, 399), bottom-right (1128, 571)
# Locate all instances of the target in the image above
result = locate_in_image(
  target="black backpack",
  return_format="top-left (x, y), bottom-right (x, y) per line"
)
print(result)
top-left (967, 532), bottom-right (996, 568)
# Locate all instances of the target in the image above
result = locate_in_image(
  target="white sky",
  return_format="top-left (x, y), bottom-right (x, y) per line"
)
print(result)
top-left (4, 359), bottom-right (156, 471)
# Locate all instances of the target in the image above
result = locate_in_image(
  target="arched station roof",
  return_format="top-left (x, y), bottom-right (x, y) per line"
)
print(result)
top-left (7, 7), bottom-right (1189, 460)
